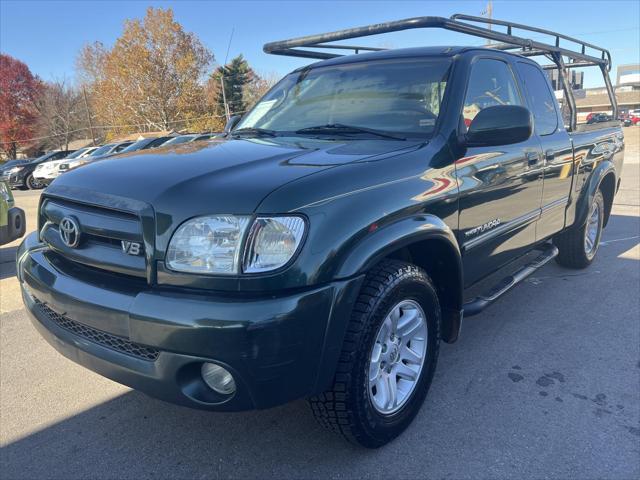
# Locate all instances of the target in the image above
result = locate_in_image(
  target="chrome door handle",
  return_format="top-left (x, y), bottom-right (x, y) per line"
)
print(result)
top-left (526, 152), bottom-right (540, 166)
top-left (545, 149), bottom-right (555, 161)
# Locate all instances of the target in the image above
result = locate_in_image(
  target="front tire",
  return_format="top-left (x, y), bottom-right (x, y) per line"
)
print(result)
top-left (554, 190), bottom-right (605, 269)
top-left (26, 174), bottom-right (43, 190)
top-left (309, 260), bottom-right (440, 448)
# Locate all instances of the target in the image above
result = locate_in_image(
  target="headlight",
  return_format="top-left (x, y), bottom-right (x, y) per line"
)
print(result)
top-left (8, 167), bottom-right (22, 174)
top-left (166, 215), bottom-right (250, 274)
top-left (243, 217), bottom-right (306, 273)
top-left (166, 215), bottom-right (306, 275)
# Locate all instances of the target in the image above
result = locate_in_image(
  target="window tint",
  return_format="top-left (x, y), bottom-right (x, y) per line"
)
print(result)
top-left (518, 63), bottom-right (558, 135)
top-left (463, 59), bottom-right (522, 127)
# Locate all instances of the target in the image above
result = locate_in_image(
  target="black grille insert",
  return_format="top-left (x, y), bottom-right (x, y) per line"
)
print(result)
top-left (33, 298), bottom-right (160, 361)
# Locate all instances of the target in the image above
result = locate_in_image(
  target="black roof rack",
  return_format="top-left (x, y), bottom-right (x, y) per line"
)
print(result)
top-left (263, 14), bottom-right (617, 130)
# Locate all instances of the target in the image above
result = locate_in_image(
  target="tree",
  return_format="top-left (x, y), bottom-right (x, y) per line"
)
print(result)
top-left (211, 55), bottom-right (254, 117)
top-left (35, 80), bottom-right (86, 150)
top-left (76, 7), bottom-right (214, 136)
top-left (0, 54), bottom-right (42, 159)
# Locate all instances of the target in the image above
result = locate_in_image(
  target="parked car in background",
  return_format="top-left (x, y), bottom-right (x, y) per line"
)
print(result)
top-left (59, 137), bottom-right (174, 173)
top-left (0, 159), bottom-right (31, 176)
top-left (586, 112), bottom-right (613, 124)
top-left (618, 114), bottom-right (634, 127)
top-left (58, 141), bottom-right (133, 173)
top-left (0, 180), bottom-right (25, 245)
top-left (33, 147), bottom-right (99, 185)
top-left (2, 150), bottom-right (74, 189)
top-left (162, 133), bottom-right (216, 146)
top-left (117, 135), bottom-right (176, 154)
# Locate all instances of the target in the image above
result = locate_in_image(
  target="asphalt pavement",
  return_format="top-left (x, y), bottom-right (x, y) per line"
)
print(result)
top-left (1, 130), bottom-right (638, 479)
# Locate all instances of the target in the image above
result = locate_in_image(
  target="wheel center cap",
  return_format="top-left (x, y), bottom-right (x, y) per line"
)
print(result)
top-left (390, 345), bottom-right (399, 363)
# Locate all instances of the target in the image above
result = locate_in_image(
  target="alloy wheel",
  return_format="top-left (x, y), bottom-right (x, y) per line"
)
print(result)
top-left (368, 299), bottom-right (428, 415)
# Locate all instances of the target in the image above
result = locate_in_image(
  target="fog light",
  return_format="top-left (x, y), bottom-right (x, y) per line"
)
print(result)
top-left (201, 363), bottom-right (236, 395)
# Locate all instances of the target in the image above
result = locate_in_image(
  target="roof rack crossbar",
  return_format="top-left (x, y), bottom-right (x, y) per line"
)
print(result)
top-left (263, 14), bottom-right (612, 71)
top-left (450, 14), bottom-right (612, 69)
top-left (263, 14), bottom-right (617, 129)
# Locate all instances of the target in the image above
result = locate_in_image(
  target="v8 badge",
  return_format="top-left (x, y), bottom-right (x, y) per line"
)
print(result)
top-left (121, 241), bottom-right (143, 256)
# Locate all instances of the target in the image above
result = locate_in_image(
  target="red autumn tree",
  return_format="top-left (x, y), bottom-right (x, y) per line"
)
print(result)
top-left (0, 54), bottom-right (42, 159)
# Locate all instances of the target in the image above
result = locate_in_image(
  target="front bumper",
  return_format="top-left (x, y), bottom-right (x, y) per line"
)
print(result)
top-left (17, 233), bottom-right (363, 411)
top-left (33, 172), bottom-right (55, 181)
top-left (6, 173), bottom-right (26, 188)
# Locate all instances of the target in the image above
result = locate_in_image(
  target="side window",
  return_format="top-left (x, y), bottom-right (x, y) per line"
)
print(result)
top-left (517, 62), bottom-right (559, 135)
top-left (463, 58), bottom-right (522, 127)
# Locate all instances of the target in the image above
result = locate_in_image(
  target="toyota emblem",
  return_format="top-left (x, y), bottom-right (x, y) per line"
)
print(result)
top-left (59, 216), bottom-right (81, 248)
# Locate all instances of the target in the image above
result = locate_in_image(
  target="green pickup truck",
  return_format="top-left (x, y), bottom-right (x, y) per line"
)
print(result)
top-left (0, 180), bottom-right (25, 245)
top-left (16, 16), bottom-right (625, 447)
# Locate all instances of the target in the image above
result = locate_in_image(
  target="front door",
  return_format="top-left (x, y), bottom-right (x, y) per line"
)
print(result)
top-left (455, 57), bottom-right (544, 286)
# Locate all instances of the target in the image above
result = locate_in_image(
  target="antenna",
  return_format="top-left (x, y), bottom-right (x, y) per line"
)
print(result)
top-left (220, 27), bottom-right (235, 121)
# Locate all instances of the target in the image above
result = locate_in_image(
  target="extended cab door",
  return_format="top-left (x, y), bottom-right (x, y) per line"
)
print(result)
top-left (455, 57), bottom-right (544, 286)
top-left (515, 61), bottom-right (574, 240)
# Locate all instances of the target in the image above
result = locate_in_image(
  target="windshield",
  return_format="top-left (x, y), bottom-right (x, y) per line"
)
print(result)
top-left (65, 148), bottom-right (90, 160)
top-left (163, 135), bottom-right (196, 146)
top-left (2, 160), bottom-right (25, 168)
top-left (31, 152), bottom-right (56, 164)
top-left (120, 139), bottom-right (152, 153)
top-left (90, 144), bottom-right (116, 157)
top-left (237, 58), bottom-right (451, 139)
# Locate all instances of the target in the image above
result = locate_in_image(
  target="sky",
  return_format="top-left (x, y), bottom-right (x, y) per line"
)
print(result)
top-left (1, 0), bottom-right (639, 88)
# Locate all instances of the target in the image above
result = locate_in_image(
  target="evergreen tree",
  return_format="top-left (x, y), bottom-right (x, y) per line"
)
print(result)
top-left (212, 55), bottom-right (254, 116)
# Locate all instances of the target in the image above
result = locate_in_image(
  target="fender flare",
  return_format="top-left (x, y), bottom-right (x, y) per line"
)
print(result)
top-left (575, 160), bottom-right (616, 228)
top-left (336, 214), bottom-right (463, 342)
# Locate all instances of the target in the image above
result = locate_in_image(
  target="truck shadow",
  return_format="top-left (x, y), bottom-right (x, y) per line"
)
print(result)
top-left (1, 213), bottom-right (638, 478)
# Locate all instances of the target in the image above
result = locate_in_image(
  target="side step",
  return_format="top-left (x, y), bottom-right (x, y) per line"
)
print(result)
top-left (463, 243), bottom-right (559, 317)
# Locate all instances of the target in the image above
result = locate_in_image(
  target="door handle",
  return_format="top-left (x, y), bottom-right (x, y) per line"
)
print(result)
top-left (545, 149), bottom-right (555, 161)
top-left (526, 152), bottom-right (540, 166)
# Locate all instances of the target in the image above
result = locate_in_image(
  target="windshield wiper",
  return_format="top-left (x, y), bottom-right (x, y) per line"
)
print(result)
top-left (295, 123), bottom-right (406, 140)
top-left (232, 127), bottom-right (277, 137)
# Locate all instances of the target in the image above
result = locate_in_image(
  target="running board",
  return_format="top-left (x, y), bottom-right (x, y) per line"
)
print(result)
top-left (463, 244), bottom-right (559, 317)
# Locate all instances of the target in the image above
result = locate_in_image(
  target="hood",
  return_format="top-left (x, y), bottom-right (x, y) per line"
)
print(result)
top-left (50, 136), bottom-right (421, 221)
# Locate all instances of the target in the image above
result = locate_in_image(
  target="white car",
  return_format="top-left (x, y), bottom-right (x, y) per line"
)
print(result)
top-left (33, 147), bottom-right (98, 184)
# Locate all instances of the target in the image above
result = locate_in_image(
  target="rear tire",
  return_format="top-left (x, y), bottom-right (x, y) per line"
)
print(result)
top-left (554, 190), bottom-right (604, 269)
top-left (309, 260), bottom-right (440, 448)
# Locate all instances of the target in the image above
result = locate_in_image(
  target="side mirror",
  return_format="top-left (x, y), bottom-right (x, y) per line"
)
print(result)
top-left (224, 115), bottom-right (242, 134)
top-left (466, 105), bottom-right (533, 147)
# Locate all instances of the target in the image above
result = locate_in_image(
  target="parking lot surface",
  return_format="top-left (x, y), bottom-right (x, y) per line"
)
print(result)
top-left (1, 129), bottom-right (639, 479)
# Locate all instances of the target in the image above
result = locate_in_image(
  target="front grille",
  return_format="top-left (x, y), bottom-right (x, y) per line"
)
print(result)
top-left (33, 298), bottom-right (160, 361)
top-left (40, 196), bottom-right (146, 278)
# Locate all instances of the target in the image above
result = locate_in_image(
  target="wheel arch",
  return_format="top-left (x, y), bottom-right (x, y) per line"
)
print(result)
top-left (336, 215), bottom-right (463, 344)
top-left (575, 161), bottom-right (617, 229)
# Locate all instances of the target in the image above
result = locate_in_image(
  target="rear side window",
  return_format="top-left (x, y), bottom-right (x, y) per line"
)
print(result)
top-left (463, 58), bottom-right (522, 127)
top-left (517, 62), bottom-right (558, 135)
